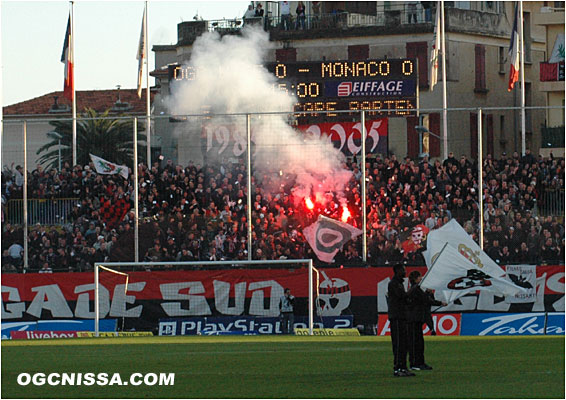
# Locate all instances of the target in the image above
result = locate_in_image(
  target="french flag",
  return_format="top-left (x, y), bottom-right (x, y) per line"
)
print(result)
top-left (507, 3), bottom-right (520, 91)
top-left (61, 14), bottom-right (74, 101)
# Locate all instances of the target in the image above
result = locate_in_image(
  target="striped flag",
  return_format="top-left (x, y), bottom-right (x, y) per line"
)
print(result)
top-left (136, 8), bottom-right (146, 98)
top-left (61, 14), bottom-right (74, 101)
top-left (507, 3), bottom-right (520, 91)
top-left (428, 1), bottom-right (441, 91)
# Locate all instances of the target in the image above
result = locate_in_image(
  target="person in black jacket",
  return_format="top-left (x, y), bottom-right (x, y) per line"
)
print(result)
top-left (387, 264), bottom-right (415, 377)
top-left (407, 270), bottom-right (446, 371)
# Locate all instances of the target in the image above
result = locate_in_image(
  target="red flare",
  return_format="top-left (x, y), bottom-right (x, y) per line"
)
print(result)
top-left (305, 197), bottom-right (315, 210)
top-left (341, 206), bottom-right (350, 223)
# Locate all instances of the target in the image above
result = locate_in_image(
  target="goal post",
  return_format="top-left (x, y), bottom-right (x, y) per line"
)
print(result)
top-left (94, 259), bottom-right (315, 337)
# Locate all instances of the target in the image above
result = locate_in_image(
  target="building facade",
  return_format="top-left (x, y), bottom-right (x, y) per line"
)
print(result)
top-left (150, 1), bottom-right (560, 165)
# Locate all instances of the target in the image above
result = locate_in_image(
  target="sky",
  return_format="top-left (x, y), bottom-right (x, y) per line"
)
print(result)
top-left (1, 0), bottom-right (250, 107)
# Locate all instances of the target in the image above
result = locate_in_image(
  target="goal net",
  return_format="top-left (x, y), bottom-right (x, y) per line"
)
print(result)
top-left (94, 259), bottom-right (317, 336)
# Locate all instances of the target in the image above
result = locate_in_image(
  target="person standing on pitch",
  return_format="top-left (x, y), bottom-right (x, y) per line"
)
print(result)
top-left (387, 264), bottom-right (415, 377)
top-left (279, 288), bottom-right (295, 334)
top-left (407, 270), bottom-right (447, 371)
top-left (424, 288), bottom-right (437, 335)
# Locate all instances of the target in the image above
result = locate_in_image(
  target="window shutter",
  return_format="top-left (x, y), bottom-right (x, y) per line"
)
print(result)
top-left (407, 42), bottom-right (429, 88)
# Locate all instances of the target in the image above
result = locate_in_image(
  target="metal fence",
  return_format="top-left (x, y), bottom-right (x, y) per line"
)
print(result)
top-left (5, 198), bottom-right (79, 225)
top-left (1, 106), bottom-right (564, 273)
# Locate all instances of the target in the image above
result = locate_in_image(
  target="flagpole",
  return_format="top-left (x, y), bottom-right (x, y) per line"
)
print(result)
top-left (361, 111), bottom-right (367, 263)
top-left (145, 1), bottom-right (151, 168)
top-left (440, 0), bottom-right (448, 160)
top-left (133, 118), bottom-right (139, 263)
top-left (519, 0), bottom-right (526, 156)
top-left (419, 241), bottom-right (448, 284)
top-left (478, 107), bottom-right (484, 250)
top-left (71, 1), bottom-right (77, 166)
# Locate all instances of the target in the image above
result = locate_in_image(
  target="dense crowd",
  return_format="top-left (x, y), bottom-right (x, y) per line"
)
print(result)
top-left (1, 149), bottom-right (564, 273)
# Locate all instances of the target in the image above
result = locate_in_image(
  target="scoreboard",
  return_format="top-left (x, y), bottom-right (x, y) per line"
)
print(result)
top-left (168, 58), bottom-right (418, 118)
top-left (265, 59), bottom-right (417, 117)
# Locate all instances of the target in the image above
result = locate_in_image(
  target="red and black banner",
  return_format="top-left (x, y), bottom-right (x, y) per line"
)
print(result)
top-left (1, 265), bottom-right (563, 331)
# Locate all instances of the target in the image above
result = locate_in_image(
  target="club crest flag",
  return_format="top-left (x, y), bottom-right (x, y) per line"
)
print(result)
top-left (420, 243), bottom-right (526, 303)
top-left (421, 219), bottom-right (527, 303)
top-left (89, 154), bottom-right (129, 180)
top-left (303, 215), bottom-right (362, 263)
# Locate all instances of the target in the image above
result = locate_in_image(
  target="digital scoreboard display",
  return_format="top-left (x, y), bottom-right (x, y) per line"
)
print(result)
top-left (168, 58), bottom-right (418, 119)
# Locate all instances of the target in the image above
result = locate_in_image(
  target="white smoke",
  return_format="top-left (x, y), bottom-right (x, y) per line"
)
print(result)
top-left (165, 27), bottom-right (353, 206)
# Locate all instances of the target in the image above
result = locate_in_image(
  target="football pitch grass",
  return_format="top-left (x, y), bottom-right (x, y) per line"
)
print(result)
top-left (2, 336), bottom-right (564, 399)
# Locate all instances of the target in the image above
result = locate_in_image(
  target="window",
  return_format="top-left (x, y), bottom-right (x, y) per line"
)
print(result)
top-left (523, 12), bottom-right (531, 63)
top-left (474, 44), bottom-right (487, 92)
top-left (498, 46), bottom-right (506, 74)
top-left (275, 48), bottom-right (297, 62)
top-left (348, 45), bottom-right (369, 61)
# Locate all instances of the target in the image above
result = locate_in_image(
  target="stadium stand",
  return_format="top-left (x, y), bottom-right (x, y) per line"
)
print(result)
top-left (1, 151), bottom-right (564, 272)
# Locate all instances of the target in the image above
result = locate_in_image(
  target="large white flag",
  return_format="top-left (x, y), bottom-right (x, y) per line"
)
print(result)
top-left (136, 7), bottom-right (146, 98)
top-left (421, 219), bottom-right (527, 302)
top-left (303, 215), bottom-right (362, 263)
top-left (428, 1), bottom-right (441, 91)
top-left (421, 242), bottom-right (527, 303)
top-left (89, 154), bottom-right (129, 180)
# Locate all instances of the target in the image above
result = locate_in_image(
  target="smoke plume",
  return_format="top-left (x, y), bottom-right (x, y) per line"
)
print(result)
top-left (166, 27), bottom-right (353, 206)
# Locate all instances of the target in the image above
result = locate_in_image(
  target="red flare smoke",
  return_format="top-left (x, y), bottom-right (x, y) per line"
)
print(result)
top-left (341, 206), bottom-right (350, 223)
top-left (305, 197), bottom-right (315, 210)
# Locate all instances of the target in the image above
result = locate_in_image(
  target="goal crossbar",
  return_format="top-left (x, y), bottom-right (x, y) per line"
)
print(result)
top-left (94, 259), bottom-right (315, 337)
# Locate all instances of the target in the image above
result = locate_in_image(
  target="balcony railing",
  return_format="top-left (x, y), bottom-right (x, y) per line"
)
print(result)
top-left (206, 3), bottom-right (436, 34)
top-left (6, 198), bottom-right (80, 225)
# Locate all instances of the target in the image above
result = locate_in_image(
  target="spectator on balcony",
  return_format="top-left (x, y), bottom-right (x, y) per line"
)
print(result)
top-left (255, 3), bottom-right (264, 17)
top-left (280, 1), bottom-right (291, 30)
top-left (295, 1), bottom-right (306, 29)
top-left (407, 1), bottom-right (418, 24)
top-left (244, 4), bottom-right (256, 21)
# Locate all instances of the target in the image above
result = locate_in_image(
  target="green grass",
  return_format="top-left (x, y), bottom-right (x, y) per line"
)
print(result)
top-left (2, 336), bottom-right (564, 398)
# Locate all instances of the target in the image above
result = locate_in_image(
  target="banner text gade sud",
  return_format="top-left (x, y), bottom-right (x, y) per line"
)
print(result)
top-left (169, 59), bottom-right (418, 117)
top-left (1, 266), bottom-right (563, 332)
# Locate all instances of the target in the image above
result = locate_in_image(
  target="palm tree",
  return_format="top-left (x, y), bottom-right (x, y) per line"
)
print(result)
top-left (36, 108), bottom-right (146, 169)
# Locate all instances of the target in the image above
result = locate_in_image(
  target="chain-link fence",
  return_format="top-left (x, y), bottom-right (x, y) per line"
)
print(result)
top-left (1, 106), bottom-right (564, 273)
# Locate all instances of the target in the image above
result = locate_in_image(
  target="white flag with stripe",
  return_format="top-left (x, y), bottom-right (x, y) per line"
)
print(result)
top-left (136, 7), bottom-right (146, 98)
top-left (89, 154), bottom-right (129, 180)
top-left (428, 1), bottom-right (441, 91)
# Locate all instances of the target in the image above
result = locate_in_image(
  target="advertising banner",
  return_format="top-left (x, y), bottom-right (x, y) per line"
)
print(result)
top-left (1, 319), bottom-right (117, 340)
top-left (11, 331), bottom-right (79, 340)
top-left (2, 266), bottom-right (563, 332)
top-left (376, 314), bottom-right (462, 336)
top-left (158, 315), bottom-right (353, 336)
top-left (460, 312), bottom-right (565, 336)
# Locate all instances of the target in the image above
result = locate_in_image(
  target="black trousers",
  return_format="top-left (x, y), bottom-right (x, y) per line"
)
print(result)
top-left (408, 321), bottom-right (425, 367)
top-left (389, 319), bottom-right (408, 370)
